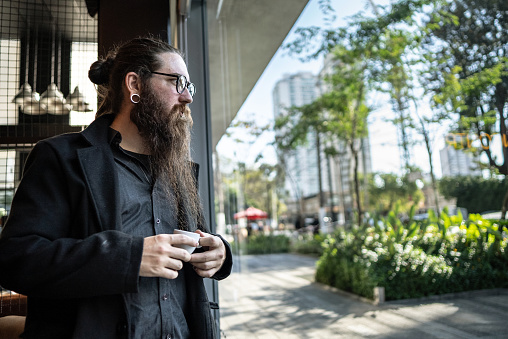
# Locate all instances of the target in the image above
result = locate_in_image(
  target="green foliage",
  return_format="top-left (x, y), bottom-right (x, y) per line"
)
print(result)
top-left (290, 234), bottom-right (325, 256)
top-left (274, 42), bottom-right (372, 225)
top-left (315, 210), bottom-right (508, 301)
top-left (218, 160), bottom-right (286, 225)
top-left (284, 0), bottom-right (508, 188)
top-left (438, 175), bottom-right (508, 213)
top-left (423, 0), bottom-right (508, 176)
top-left (232, 233), bottom-right (326, 256)
top-left (231, 234), bottom-right (291, 255)
top-left (367, 173), bottom-right (423, 214)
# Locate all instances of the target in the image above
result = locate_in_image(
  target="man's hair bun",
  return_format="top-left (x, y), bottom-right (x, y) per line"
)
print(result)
top-left (88, 57), bottom-right (114, 85)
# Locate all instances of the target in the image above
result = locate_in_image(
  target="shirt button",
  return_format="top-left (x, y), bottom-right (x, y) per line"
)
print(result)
top-left (156, 218), bottom-right (161, 224)
top-left (166, 335), bottom-right (171, 339)
top-left (162, 294), bottom-right (168, 301)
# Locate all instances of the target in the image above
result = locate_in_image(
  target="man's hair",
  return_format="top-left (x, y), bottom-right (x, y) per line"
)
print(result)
top-left (88, 36), bottom-right (182, 117)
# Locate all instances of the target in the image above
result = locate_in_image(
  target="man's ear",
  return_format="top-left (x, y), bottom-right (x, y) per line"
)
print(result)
top-left (125, 72), bottom-right (141, 95)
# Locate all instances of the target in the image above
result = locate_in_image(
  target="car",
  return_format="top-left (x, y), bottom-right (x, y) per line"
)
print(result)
top-left (480, 211), bottom-right (502, 219)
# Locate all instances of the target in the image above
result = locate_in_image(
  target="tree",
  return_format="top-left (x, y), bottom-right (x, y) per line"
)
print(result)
top-left (377, 30), bottom-right (415, 170)
top-left (412, 109), bottom-right (442, 212)
top-left (274, 96), bottom-right (327, 225)
top-left (283, 1), bottom-right (445, 221)
top-left (363, 1), bottom-right (447, 214)
top-left (367, 172), bottom-right (423, 214)
top-left (423, 0), bottom-right (508, 215)
top-left (215, 116), bottom-right (287, 226)
top-left (275, 43), bottom-right (371, 226)
top-left (438, 176), bottom-right (508, 214)
top-left (320, 49), bottom-right (371, 226)
top-left (282, 0), bottom-right (508, 220)
top-left (219, 163), bottom-right (282, 223)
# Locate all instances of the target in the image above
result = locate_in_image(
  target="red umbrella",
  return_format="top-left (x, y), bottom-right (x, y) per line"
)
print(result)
top-left (234, 207), bottom-right (268, 220)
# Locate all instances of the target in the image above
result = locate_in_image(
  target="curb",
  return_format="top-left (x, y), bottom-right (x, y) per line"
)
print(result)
top-left (310, 281), bottom-right (508, 307)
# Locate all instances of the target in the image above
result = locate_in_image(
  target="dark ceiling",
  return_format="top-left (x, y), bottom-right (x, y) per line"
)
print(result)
top-left (0, 0), bottom-right (96, 42)
top-left (1, 0), bottom-right (311, 147)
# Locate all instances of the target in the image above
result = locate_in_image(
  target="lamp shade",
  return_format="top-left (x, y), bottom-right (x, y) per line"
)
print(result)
top-left (66, 86), bottom-right (92, 112)
top-left (12, 83), bottom-right (37, 105)
top-left (12, 83), bottom-right (48, 115)
top-left (21, 101), bottom-right (48, 115)
top-left (40, 83), bottom-right (71, 115)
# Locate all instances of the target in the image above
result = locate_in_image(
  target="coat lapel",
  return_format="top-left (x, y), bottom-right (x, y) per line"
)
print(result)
top-left (77, 146), bottom-right (121, 232)
top-left (77, 114), bottom-right (121, 232)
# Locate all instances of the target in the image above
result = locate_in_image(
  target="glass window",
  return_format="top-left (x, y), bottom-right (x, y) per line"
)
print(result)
top-left (206, 0), bottom-right (507, 336)
top-left (0, 0), bottom-right (97, 290)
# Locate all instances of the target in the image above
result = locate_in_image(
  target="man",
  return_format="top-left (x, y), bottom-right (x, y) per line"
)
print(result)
top-left (0, 37), bottom-right (232, 338)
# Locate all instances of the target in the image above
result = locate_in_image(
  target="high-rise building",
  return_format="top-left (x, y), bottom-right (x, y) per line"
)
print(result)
top-left (273, 72), bottom-right (321, 200)
top-left (272, 68), bottom-right (373, 224)
top-left (440, 145), bottom-right (482, 177)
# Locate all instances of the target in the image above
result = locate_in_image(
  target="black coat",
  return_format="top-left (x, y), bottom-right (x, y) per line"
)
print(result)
top-left (0, 114), bottom-right (232, 338)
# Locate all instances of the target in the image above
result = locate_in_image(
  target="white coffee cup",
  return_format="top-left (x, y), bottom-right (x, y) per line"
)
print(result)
top-left (173, 229), bottom-right (201, 254)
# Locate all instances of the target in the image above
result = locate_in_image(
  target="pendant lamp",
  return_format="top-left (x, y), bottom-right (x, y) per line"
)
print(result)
top-left (66, 86), bottom-right (92, 112)
top-left (40, 82), bottom-right (70, 114)
top-left (39, 26), bottom-right (70, 115)
top-left (11, 27), bottom-right (47, 115)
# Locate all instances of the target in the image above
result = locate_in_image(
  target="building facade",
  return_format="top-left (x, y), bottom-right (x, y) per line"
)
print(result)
top-left (440, 145), bottom-right (482, 177)
top-left (272, 66), bottom-right (373, 225)
top-left (273, 72), bottom-right (321, 199)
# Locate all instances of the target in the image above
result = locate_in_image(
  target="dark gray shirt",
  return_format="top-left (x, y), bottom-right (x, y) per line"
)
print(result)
top-left (110, 129), bottom-right (190, 339)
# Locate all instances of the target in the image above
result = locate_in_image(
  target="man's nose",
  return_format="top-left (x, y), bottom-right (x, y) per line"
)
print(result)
top-left (180, 88), bottom-right (193, 104)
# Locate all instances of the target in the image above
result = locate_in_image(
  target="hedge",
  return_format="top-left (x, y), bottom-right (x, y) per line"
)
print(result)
top-left (315, 208), bottom-right (508, 301)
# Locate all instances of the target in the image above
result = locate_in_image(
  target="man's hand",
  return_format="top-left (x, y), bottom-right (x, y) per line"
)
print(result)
top-left (189, 230), bottom-right (226, 278)
top-left (139, 234), bottom-right (198, 279)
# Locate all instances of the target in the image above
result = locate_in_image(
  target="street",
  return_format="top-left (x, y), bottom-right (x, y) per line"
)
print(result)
top-left (219, 254), bottom-right (508, 338)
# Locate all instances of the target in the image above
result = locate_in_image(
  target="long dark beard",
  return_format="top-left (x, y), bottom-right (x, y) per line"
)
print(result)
top-left (130, 89), bottom-right (204, 231)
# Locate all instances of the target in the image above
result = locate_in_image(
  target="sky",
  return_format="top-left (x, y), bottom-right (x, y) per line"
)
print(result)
top-left (215, 0), bottom-right (453, 177)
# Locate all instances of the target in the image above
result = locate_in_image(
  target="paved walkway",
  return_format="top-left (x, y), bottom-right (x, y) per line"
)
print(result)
top-left (218, 254), bottom-right (508, 338)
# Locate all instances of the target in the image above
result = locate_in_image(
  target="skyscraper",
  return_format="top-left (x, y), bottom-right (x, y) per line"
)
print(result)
top-left (440, 145), bottom-right (482, 177)
top-left (273, 69), bottom-right (372, 225)
top-left (272, 72), bottom-right (319, 199)
top-left (273, 72), bottom-right (321, 200)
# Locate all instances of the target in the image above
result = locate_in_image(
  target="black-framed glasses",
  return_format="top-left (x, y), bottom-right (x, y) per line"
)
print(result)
top-left (150, 71), bottom-right (196, 97)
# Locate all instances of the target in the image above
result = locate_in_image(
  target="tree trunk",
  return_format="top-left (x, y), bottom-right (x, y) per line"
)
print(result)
top-left (412, 97), bottom-right (440, 214)
top-left (397, 96), bottom-right (411, 170)
top-left (350, 142), bottom-right (362, 226)
top-left (501, 188), bottom-right (508, 221)
top-left (495, 83), bottom-right (508, 175)
top-left (333, 154), bottom-right (349, 224)
top-left (326, 154), bottom-right (335, 221)
top-left (420, 118), bottom-right (440, 213)
top-left (316, 132), bottom-right (325, 209)
top-left (497, 84), bottom-right (508, 225)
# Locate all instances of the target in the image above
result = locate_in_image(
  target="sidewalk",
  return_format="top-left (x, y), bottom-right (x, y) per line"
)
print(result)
top-left (218, 253), bottom-right (508, 338)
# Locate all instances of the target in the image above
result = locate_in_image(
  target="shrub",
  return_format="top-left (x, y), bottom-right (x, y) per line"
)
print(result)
top-left (231, 234), bottom-right (291, 255)
top-left (290, 234), bottom-right (325, 256)
top-left (315, 209), bottom-right (508, 301)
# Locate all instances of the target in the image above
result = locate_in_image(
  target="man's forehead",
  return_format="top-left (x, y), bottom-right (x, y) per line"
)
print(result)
top-left (159, 52), bottom-right (188, 75)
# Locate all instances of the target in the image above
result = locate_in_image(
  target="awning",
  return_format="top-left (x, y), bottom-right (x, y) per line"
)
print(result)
top-left (234, 207), bottom-right (268, 220)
